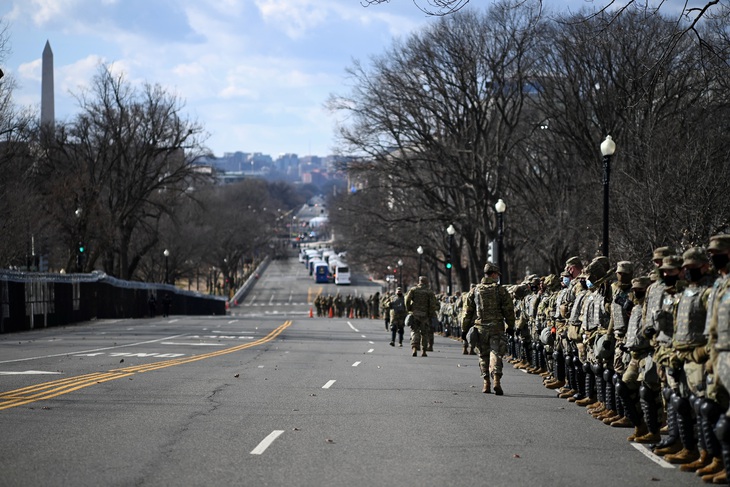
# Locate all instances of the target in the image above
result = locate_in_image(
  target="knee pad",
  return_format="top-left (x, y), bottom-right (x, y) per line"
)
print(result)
top-left (573, 356), bottom-right (582, 367)
top-left (582, 362), bottom-right (591, 374)
top-left (691, 394), bottom-right (701, 415)
top-left (673, 394), bottom-right (692, 416)
top-left (639, 384), bottom-right (656, 401)
top-left (662, 386), bottom-right (673, 403)
top-left (616, 380), bottom-right (630, 397)
top-left (553, 350), bottom-right (560, 362)
top-left (612, 372), bottom-right (620, 383)
top-left (715, 416), bottom-right (730, 443)
top-left (701, 399), bottom-right (722, 421)
top-left (603, 368), bottom-right (613, 383)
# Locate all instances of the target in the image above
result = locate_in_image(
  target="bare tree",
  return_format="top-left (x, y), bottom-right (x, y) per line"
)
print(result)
top-left (36, 65), bottom-right (210, 278)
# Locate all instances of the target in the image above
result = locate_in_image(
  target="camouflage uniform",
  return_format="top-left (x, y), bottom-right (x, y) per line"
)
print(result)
top-left (405, 277), bottom-right (439, 357)
top-left (388, 288), bottom-right (407, 347)
top-left (544, 270), bottom-right (573, 391)
top-left (700, 235), bottom-right (730, 482)
top-left (638, 254), bottom-right (684, 447)
top-left (662, 247), bottom-right (715, 466)
top-left (461, 263), bottom-right (515, 396)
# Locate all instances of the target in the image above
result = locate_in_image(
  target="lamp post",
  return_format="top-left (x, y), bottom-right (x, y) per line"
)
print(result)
top-left (397, 259), bottom-right (403, 289)
top-left (417, 245), bottom-right (424, 276)
top-left (600, 135), bottom-right (616, 257)
top-left (163, 249), bottom-right (170, 284)
top-left (495, 199), bottom-right (506, 279)
top-left (446, 224), bottom-right (456, 295)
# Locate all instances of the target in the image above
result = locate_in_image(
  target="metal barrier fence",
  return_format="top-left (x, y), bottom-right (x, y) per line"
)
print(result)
top-left (0, 270), bottom-right (227, 334)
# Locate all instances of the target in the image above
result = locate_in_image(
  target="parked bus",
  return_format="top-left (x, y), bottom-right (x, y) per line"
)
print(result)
top-left (334, 263), bottom-right (351, 285)
top-left (314, 262), bottom-right (331, 283)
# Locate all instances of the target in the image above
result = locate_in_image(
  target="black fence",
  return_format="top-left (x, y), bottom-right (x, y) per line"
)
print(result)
top-left (0, 270), bottom-right (227, 334)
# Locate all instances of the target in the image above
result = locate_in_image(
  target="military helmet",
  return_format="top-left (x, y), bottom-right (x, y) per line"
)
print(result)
top-left (631, 276), bottom-right (652, 289)
top-left (682, 247), bottom-right (709, 267)
top-left (616, 261), bottom-right (634, 274)
top-left (708, 235), bottom-right (730, 253)
top-left (653, 246), bottom-right (676, 261)
top-left (659, 255), bottom-right (683, 270)
top-left (484, 263), bottom-right (501, 275)
top-left (565, 256), bottom-right (583, 268)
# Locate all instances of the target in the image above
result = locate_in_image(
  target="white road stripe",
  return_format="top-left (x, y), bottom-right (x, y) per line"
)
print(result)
top-left (631, 444), bottom-right (674, 468)
top-left (250, 430), bottom-right (285, 455)
top-left (0, 370), bottom-right (63, 375)
top-left (367, 349), bottom-right (374, 353)
top-left (347, 322), bottom-right (359, 332)
top-left (161, 342), bottom-right (225, 346)
top-left (322, 380), bottom-right (336, 389)
top-left (0, 334), bottom-right (188, 365)
top-left (227, 320), bottom-right (238, 324)
top-left (360, 334), bottom-right (367, 338)
top-left (352, 361), bottom-right (361, 367)
top-left (368, 341), bottom-right (374, 344)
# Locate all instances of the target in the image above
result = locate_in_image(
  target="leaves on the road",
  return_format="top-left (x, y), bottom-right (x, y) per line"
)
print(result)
top-left (325, 438), bottom-right (334, 443)
top-left (234, 373), bottom-right (240, 378)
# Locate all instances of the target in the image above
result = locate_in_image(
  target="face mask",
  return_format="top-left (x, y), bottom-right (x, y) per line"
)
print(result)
top-left (586, 280), bottom-right (594, 289)
top-left (617, 274), bottom-right (632, 284)
top-left (663, 274), bottom-right (679, 287)
top-left (562, 277), bottom-right (571, 287)
top-left (712, 253), bottom-right (730, 271)
top-left (633, 290), bottom-right (646, 300)
top-left (686, 268), bottom-right (704, 282)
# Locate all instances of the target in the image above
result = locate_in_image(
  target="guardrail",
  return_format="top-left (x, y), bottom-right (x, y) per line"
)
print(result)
top-left (0, 270), bottom-right (227, 334)
top-left (229, 256), bottom-right (271, 308)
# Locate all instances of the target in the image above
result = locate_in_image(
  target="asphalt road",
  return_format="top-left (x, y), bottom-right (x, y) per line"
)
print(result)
top-left (0, 256), bottom-right (706, 487)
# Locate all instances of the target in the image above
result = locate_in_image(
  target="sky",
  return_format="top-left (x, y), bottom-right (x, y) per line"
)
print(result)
top-left (0, 0), bottom-right (682, 158)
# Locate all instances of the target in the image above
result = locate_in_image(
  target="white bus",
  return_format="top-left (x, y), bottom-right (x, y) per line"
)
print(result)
top-left (334, 262), bottom-right (351, 285)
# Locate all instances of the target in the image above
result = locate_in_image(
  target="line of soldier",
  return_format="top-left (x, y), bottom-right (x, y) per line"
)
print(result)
top-left (312, 292), bottom-right (381, 319)
top-left (499, 235), bottom-right (730, 484)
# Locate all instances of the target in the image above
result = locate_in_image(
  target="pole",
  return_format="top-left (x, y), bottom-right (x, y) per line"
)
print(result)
top-left (165, 255), bottom-right (169, 284)
top-left (447, 234), bottom-right (453, 296)
top-left (497, 212), bottom-right (504, 278)
top-left (418, 254), bottom-right (423, 277)
top-left (602, 154), bottom-right (611, 257)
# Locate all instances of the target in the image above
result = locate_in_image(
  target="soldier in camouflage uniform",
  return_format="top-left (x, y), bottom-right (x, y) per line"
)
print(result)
top-left (387, 287), bottom-right (407, 347)
top-left (617, 276), bottom-right (653, 439)
top-left (536, 275), bottom-right (561, 380)
top-left (564, 270), bottom-right (591, 403)
top-left (663, 247), bottom-right (716, 468)
top-left (640, 253), bottom-right (684, 448)
top-left (557, 257), bottom-right (585, 400)
top-left (599, 261), bottom-right (635, 427)
top-left (405, 276), bottom-right (439, 357)
top-left (704, 234), bottom-right (730, 483)
top-left (461, 263), bottom-right (515, 395)
top-left (576, 256), bottom-right (612, 409)
top-left (545, 270), bottom-right (573, 391)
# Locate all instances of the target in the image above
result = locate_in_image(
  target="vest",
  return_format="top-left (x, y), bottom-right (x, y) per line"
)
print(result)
top-left (673, 280), bottom-right (711, 349)
top-left (474, 282), bottom-right (504, 325)
top-left (625, 302), bottom-right (650, 350)
top-left (611, 288), bottom-right (631, 336)
top-left (711, 277), bottom-right (730, 351)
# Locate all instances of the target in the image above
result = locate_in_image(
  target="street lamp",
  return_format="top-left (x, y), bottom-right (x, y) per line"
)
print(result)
top-left (417, 245), bottom-right (424, 276)
top-left (397, 259), bottom-right (403, 289)
top-left (495, 198), bottom-right (506, 279)
top-left (600, 135), bottom-right (616, 257)
top-left (446, 224), bottom-right (456, 295)
top-left (163, 249), bottom-right (170, 284)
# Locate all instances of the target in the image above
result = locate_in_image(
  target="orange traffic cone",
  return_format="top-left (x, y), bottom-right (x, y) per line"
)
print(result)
top-left (309, 307), bottom-right (314, 318)
top-left (349, 308), bottom-right (354, 319)
top-left (328, 307), bottom-right (334, 318)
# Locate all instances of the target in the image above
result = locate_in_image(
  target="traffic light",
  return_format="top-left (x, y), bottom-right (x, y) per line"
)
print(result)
top-left (78, 242), bottom-right (85, 254)
top-left (445, 255), bottom-right (452, 270)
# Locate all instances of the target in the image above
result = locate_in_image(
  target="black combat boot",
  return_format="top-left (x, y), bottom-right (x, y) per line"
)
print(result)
top-left (654, 387), bottom-right (681, 454)
top-left (576, 363), bottom-right (596, 406)
top-left (665, 394), bottom-right (700, 464)
top-left (634, 385), bottom-right (661, 443)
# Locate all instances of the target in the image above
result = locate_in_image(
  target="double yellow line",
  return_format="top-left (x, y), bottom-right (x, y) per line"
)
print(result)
top-left (0, 320), bottom-right (293, 411)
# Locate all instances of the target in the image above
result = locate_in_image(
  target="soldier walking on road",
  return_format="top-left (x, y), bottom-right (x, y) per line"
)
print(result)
top-left (461, 263), bottom-right (515, 396)
top-left (405, 276), bottom-right (439, 357)
top-left (388, 287), bottom-right (407, 347)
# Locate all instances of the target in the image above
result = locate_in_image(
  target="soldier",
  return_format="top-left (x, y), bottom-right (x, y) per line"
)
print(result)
top-left (461, 284), bottom-right (477, 355)
top-left (536, 275), bottom-right (561, 379)
top-left (405, 276), bottom-right (439, 357)
top-left (545, 270), bottom-right (573, 391)
top-left (461, 263), bottom-right (516, 396)
top-left (618, 276), bottom-right (653, 440)
top-left (381, 292), bottom-right (392, 330)
top-left (642, 254), bottom-right (684, 448)
top-left (664, 247), bottom-right (716, 467)
top-left (388, 287), bottom-right (407, 347)
top-left (600, 261), bottom-right (635, 426)
top-left (557, 257), bottom-right (585, 400)
top-left (704, 234), bottom-right (730, 483)
top-left (564, 270), bottom-right (591, 403)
